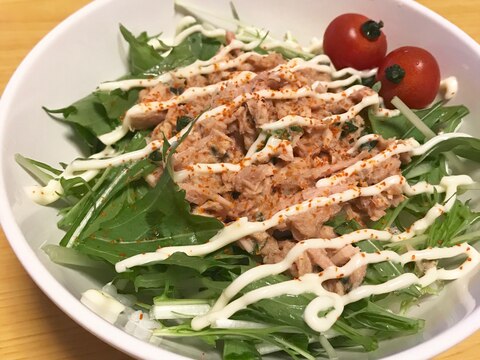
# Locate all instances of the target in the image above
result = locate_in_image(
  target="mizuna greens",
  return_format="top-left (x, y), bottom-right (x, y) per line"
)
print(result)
top-left (18, 6), bottom-right (480, 360)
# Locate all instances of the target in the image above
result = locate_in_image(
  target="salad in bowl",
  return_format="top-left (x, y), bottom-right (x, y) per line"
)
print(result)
top-left (1, 0), bottom-right (479, 359)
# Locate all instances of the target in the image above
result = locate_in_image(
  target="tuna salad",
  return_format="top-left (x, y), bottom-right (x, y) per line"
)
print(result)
top-left (18, 5), bottom-right (480, 360)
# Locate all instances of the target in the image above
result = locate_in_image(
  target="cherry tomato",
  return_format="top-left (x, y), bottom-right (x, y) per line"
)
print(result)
top-left (376, 46), bottom-right (440, 109)
top-left (323, 13), bottom-right (387, 70)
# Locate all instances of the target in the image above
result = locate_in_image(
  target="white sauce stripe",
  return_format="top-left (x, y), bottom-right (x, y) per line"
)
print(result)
top-left (440, 76), bottom-right (458, 100)
top-left (316, 139), bottom-right (420, 188)
top-left (347, 134), bottom-right (381, 154)
top-left (211, 229), bottom-right (392, 312)
top-left (173, 136), bottom-right (290, 182)
top-left (25, 146), bottom-right (117, 205)
top-left (316, 133), bottom-right (472, 188)
top-left (192, 243), bottom-right (478, 331)
top-left (99, 39), bottom-right (374, 94)
top-left (148, 24), bottom-right (226, 49)
top-left (260, 115), bottom-right (320, 131)
top-left (210, 172), bottom-right (473, 310)
top-left (392, 175), bottom-right (473, 241)
top-left (123, 71), bottom-right (257, 130)
top-left (70, 141), bottom-right (162, 172)
top-left (115, 173), bottom-right (473, 274)
top-left (115, 175), bottom-right (404, 272)
top-left (129, 84), bottom-right (377, 146)
top-left (174, 51), bottom-right (266, 78)
top-left (146, 84), bottom-right (380, 154)
top-left (245, 132), bottom-right (268, 158)
top-left (410, 132), bottom-right (472, 156)
top-left (98, 39), bottom-right (262, 92)
top-left (316, 75), bottom-right (361, 89)
top-left (98, 125), bottom-right (130, 146)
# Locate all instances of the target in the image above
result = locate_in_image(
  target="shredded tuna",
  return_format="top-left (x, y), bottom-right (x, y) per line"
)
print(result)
top-left (132, 43), bottom-right (412, 295)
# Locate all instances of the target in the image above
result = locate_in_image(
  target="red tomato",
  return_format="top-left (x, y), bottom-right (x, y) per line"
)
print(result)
top-left (323, 13), bottom-right (387, 70)
top-left (376, 46), bottom-right (440, 109)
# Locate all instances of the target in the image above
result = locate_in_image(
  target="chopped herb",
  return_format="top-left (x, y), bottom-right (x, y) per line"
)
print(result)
top-left (255, 212), bottom-right (265, 221)
top-left (220, 152), bottom-right (230, 162)
top-left (210, 146), bottom-right (219, 157)
top-left (362, 75), bottom-right (377, 88)
top-left (271, 128), bottom-right (290, 140)
top-left (289, 125), bottom-right (304, 133)
top-left (149, 150), bottom-right (163, 162)
top-left (176, 115), bottom-right (193, 132)
top-left (360, 140), bottom-right (378, 151)
top-left (169, 87), bottom-right (184, 95)
top-left (341, 121), bottom-right (359, 138)
top-left (272, 229), bottom-right (293, 240)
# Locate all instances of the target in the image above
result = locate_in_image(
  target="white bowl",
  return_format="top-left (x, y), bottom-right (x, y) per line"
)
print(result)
top-left (0, 0), bottom-right (479, 359)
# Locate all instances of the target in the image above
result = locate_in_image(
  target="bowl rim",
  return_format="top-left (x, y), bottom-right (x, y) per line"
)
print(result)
top-left (0, 0), bottom-right (479, 359)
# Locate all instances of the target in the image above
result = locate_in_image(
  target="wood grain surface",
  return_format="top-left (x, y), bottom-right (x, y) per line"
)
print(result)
top-left (0, 0), bottom-right (479, 359)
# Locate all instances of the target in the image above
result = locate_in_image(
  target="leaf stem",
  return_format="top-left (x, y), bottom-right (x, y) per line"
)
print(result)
top-left (391, 96), bottom-right (466, 173)
top-left (319, 335), bottom-right (339, 360)
top-left (450, 229), bottom-right (480, 245)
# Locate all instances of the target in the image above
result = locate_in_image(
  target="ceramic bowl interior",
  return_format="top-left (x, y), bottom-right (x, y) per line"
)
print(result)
top-left (0, 0), bottom-right (479, 359)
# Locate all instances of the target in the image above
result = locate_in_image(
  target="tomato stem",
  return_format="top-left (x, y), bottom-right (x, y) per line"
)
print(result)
top-left (360, 20), bottom-right (384, 41)
top-left (385, 64), bottom-right (405, 84)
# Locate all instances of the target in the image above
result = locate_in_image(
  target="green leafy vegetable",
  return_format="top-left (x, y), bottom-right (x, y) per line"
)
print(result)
top-left (176, 115), bottom-right (194, 132)
top-left (425, 200), bottom-right (480, 248)
top-left (71, 132), bottom-right (223, 262)
top-left (15, 154), bottom-right (61, 185)
top-left (121, 27), bottom-right (224, 77)
top-left (369, 102), bottom-right (469, 143)
top-left (119, 24), bottom-right (164, 75)
top-left (360, 139), bottom-right (378, 151)
top-left (43, 93), bottom-right (114, 150)
top-left (223, 339), bottom-right (261, 360)
top-left (95, 88), bottom-right (140, 120)
top-left (340, 121), bottom-right (359, 138)
top-left (405, 136), bottom-right (480, 170)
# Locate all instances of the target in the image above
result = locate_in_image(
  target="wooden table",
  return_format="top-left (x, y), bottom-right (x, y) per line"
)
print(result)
top-left (1, 0), bottom-right (479, 359)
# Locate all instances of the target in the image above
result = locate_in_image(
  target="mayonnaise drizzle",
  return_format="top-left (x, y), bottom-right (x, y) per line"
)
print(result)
top-left (148, 24), bottom-right (226, 50)
top-left (288, 54), bottom-right (377, 79)
top-left (346, 134), bottom-right (381, 154)
top-left (25, 146), bottom-right (117, 205)
top-left (122, 71), bottom-right (256, 131)
top-left (245, 132), bottom-right (268, 158)
top-left (173, 136), bottom-right (291, 182)
top-left (96, 32), bottom-right (386, 148)
top-left (99, 39), bottom-right (374, 94)
top-left (316, 133), bottom-right (473, 188)
top-left (76, 84), bottom-right (390, 174)
top-left (260, 115), bottom-right (323, 131)
top-left (208, 175), bottom-right (474, 314)
top-left (440, 76), bottom-right (458, 100)
top-left (124, 84), bottom-right (383, 143)
top-left (115, 173), bottom-right (473, 272)
top-left (173, 97), bottom-right (399, 182)
top-left (192, 243), bottom-right (478, 331)
top-left (115, 176), bottom-right (406, 271)
top-left (33, 125), bottom-right (472, 206)
top-left (235, 27), bottom-right (320, 57)
top-left (97, 39), bottom-right (262, 92)
top-left (74, 97), bottom-right (397, 174)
